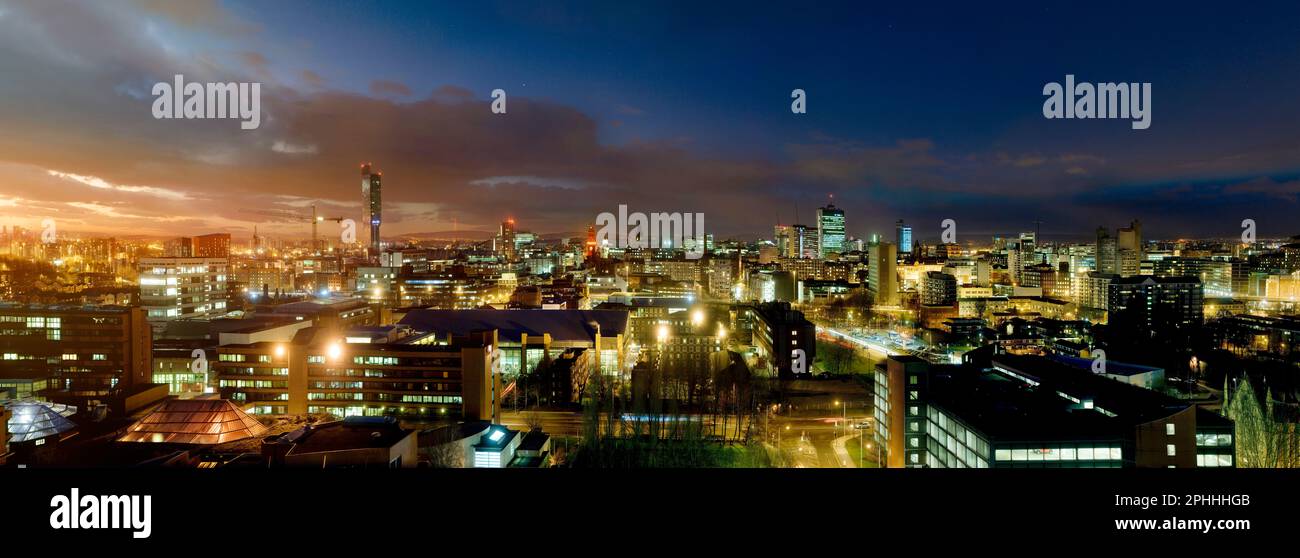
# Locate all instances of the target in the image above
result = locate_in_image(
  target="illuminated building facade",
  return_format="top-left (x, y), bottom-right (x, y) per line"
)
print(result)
top-left (215, 328), bottom-right (500, 421)
top-left (0, 304), bottom-right (152, 401)
top-left (139, 257), bottom-right (229, 329)
top-left (876, 354), bottom-right (1235, 469)
top-left (817, 203), bottom-right (845, 257)
top-left (896, 220), bottom-right (913, 255)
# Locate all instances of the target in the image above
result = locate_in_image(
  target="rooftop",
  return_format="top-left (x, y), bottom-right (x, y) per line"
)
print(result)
top-left (117, 399), bottom-right (268, 445)
top-left (917, 355), bottom-right (1193, 443)
top-left (398, 309), bottom-right (628, 343)
top-left (4, 400), bottom-right (77, 443)
top-left (278, 416), bottom-right (413, 455)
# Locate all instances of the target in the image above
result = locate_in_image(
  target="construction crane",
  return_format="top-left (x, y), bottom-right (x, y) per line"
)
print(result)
top-left (242, 204), bottom-right (350, 254)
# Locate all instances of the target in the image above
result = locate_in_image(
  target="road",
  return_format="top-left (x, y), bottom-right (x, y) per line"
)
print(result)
top-left (498, 378), bottom-right (876, 468)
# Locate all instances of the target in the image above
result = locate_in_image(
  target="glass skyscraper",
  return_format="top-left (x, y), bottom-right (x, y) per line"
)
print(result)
top-left (896, 219), bottom-right (913, 254)
top-left (817, 204), bottom-right (845, 257)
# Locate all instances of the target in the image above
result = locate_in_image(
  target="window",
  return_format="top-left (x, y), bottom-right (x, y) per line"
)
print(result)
top-left (1167, 444), bottom-right (1176, 457)
top-left (1166, 423), bottom-right (1175, 436)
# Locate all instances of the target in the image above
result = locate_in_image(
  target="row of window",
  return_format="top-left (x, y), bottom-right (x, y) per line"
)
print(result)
top-left (995, 446), bottom-right (1124, 462)
top-left (1196, 454), bottom-right (1233, 467)
top-left (217, 367), bottom-right (289, 376)
top-left (0, 316), bottom-right (62, 328)
top-left (219, 379), bottom-right (287, 389)
top-left (1196, 433), bottom-right (1234, 447)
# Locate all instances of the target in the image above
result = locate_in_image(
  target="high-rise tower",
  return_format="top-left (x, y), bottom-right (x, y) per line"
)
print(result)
top-left (895, 220), bottom-right (913, 255)
top-left (817, 203), bottom-right (845, 258)
top-left (361, 163), bottom-right (383, 255)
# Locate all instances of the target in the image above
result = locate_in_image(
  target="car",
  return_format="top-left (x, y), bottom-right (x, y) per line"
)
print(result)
top-left (853, 421), bottom-right (872, 429)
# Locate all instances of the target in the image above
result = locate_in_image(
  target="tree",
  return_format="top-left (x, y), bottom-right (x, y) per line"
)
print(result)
top-left (425, 442), bottom-right (465, 468)
top-left (1225, 375), bottom-right (1300, 468)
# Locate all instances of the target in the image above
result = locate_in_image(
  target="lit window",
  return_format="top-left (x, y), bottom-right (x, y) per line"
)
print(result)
top-left (1167, 444), bottom-right (1176, 457)
top-left (1166, 423), bottom-right (1175, 436)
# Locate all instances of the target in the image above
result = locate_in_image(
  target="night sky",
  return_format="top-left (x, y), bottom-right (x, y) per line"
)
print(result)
top-left (1, 0), bottom-right (1298, 243)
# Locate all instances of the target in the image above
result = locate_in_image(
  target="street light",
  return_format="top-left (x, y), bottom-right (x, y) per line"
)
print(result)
top-left (326, 342), bottom-right (343, 362)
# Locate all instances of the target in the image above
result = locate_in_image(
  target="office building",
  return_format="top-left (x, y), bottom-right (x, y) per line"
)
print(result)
top-left (139, 257), bottom-right (229, 328)
top-left (1207, 314), bottom-right (1300, 360)
top-left (868, 241), bottom-right (899, 306)
top-left (1153, 257), bottom-right (1243, 297)
top-left (0, 304), bottom-right (152, 402)
top-left (875, 354), bottom-right (1235, 468)
top-left (497, 218), bottom-right (517, 261)
top-left (1096, 221), bottom-right (1142, 277)
top-left (1107, 276), bottom-right (1204, 340)
top-left (397, 309), bottom-right (629, 378)
top-left (773, 225), bottom-right (794, 258)
top-left (896, 220), bottom-right (913, 254)
top-left (752, 301), bottom-right (815, 378)
top-left (1116, 220), bottom-right (1143, 277)
top-left (817, 203), bottom-right (845, 257)
top-left (791, 224), bottom-right (818, 259)
top-left (215, 328), bottom-right (500, 420)
top-left (922, 271), bottom-right (958, 306)
top-left (193, 233), bottom-right (231, 258)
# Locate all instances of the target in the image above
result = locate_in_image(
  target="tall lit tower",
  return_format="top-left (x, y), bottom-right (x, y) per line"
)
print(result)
top-left (498, 218), bottom-right (517, 261)
top-left (817, 203), bottom-right (845, 258)
top-left (584, 224), bottom-right (598, 259)
top-left (361, 163), bottom-right (382, 256)
top-left (895, 219), bottom-right (913, 255)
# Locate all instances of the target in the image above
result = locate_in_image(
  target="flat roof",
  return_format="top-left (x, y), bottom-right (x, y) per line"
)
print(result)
top-left (1047, 354), bottom-right (1161, 377)
top-left (919, 355), bottom-right (1193, 443)
top-left (398, 309), bottom-right (628, 343)
top-left (283, 417), bottom-right (412, 454)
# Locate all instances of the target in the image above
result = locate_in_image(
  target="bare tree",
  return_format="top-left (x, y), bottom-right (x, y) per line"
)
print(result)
top-left (425, 442), bottom-right (465, 468)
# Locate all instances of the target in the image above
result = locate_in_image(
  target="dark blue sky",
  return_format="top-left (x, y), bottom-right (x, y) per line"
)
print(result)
top-left (2, 0), bottom-right (1299, 241)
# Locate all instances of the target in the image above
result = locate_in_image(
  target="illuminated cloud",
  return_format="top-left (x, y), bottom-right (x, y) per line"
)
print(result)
top-left (271, 141), bottom-right (319, 155)
top-left (46, 170), bottom-right (192, 201)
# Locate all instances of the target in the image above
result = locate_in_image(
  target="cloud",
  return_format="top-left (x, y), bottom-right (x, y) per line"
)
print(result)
top-left (46, 170), bottom-right (192, 201)
top-left (1, 0), bottom-right (1298, 241)
top-left (1222, 177), bottom-right (1300, 201)
top-left (300, 69), bottom-right (325, 88)
top-left (370, 80), bottom-right (413, 98)
top-left (271, 141), bottom-right (319, 155)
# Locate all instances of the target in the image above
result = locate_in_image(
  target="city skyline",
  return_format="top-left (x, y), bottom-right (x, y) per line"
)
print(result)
top-left (1, 1), bottom-right (1300, 242)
